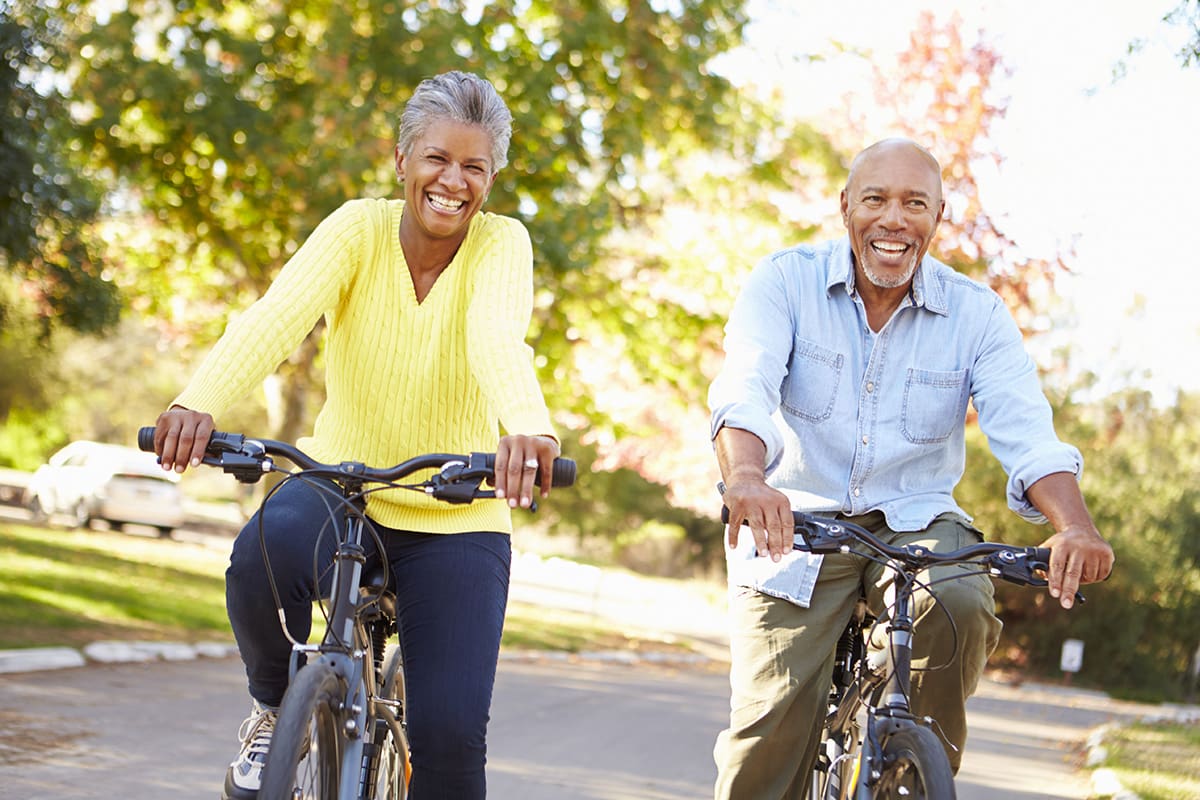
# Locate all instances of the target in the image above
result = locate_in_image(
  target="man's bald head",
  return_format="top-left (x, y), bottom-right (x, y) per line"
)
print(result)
top-left (846, 138), bottom-right (943, 202)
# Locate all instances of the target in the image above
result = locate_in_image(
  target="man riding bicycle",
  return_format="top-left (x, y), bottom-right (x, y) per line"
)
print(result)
top-left (707, 138), bottom-right (1114, 799)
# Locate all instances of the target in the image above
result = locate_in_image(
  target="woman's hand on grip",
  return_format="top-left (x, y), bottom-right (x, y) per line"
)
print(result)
top-left (494, 434), bottom-right (560, 509)
top-left (154, 406), bottom-right (215, 473)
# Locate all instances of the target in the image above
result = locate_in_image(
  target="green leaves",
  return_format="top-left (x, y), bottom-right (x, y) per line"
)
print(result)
top-left (57, 0), bottom-right (755, 443)
top-left (1168, 0), bottom-right (1200, 67)
top-left (974, 388), bottom-right (1200, 700)
top-left (0, 3), bottom-right (120, 335)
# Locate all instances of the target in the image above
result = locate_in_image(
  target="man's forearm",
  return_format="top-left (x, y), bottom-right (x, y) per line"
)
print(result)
top-left (715, 426), bottom-right (769, 487)
top-left (1025, 471), bottom-right (1096, 533)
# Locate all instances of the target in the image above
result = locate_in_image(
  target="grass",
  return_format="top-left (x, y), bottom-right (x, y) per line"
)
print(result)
top-left (0, 518), bottom-right (698, 658)
top-left (0, 521), bottom-right (232, 649)
top-left (1092, 720), bottom-right (1200, 800)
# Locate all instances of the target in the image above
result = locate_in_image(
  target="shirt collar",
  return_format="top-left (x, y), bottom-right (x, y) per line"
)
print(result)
top-left (827, 237), bottom-right (949, 317)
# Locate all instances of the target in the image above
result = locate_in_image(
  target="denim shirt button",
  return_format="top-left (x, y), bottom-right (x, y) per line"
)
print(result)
top-left (866, 382), bottom-right (875, 393)
top-left (853, 487), bottom-right (861, 497)
top-left (861, 435), bottom-right (869, 445)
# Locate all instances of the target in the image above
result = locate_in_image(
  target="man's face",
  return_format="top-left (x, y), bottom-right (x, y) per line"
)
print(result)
top-left (840, 144), bottom-right (944, 290)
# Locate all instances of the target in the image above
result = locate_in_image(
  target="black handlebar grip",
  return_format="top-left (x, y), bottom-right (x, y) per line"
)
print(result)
top-left (481, 454), bottom-right (576, 488)
top-left (137, 425), bottom-right (246, 455)
top-left (551, 458), bottom-right (576, 488)
top-left (137, 426), bottom-right (156, 452)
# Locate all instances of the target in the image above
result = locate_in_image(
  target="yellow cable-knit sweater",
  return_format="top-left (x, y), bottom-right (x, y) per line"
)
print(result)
top-left (173, 198), bottom-right (556, 534)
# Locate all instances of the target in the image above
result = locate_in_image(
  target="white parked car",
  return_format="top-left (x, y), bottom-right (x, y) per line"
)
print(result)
top-left (25, 441), bottom-right (186, 537)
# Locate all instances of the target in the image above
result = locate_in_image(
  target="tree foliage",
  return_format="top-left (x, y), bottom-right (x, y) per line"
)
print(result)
top-left (959, 387), bottom-right (1200, 700)
top-left (64, 0), bottom-right (748, 443)
top-left (541, 96), bottom-right (844, 510)
top-left (858, 12), bottom-right (1070, 335)
top-left (0, 1), bottom-right (120, 334)
top-left (1169, 0), bottom-right (1200, 66)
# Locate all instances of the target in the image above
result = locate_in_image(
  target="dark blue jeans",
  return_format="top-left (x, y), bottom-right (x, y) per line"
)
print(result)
top-left (225, 477), bottom-right (510, 799)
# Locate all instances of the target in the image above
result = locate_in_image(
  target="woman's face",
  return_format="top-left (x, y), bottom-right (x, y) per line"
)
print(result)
top-left (395, 118), bottom-right (497, 244)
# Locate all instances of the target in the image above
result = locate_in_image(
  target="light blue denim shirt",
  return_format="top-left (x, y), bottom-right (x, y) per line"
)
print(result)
top-left (709, 237), bottom-right (1082, 535)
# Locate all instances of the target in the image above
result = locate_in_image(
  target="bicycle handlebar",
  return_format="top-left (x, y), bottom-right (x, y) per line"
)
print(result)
top-left (720, 504), bottom-right (1070, 596)
top-left (137, 426), bottom-right (576, 493)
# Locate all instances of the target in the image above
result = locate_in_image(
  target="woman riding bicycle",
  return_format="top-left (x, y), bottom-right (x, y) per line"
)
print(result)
top-left (151, 71), bottom-right (560, 800)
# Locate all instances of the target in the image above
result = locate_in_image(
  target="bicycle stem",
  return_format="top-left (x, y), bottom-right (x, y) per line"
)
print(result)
top-left (879, 584), bottom-right (915, 714)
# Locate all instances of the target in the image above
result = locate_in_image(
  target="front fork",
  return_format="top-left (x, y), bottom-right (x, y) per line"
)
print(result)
top-left (853, 582), bottom-right (917, 797)
top-left (286, 516), bottom-right (375, 799)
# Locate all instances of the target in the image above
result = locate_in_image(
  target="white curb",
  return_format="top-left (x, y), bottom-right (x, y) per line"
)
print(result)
top-left (0, 641), bottom-right (241, 674)
top-left (0, 647), bottom-right (87, 674)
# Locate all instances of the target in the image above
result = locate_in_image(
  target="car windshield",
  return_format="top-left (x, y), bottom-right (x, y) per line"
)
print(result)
top-left (96, 447), bottom-right (179, 483)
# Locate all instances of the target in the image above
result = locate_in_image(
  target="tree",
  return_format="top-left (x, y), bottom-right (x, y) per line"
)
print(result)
top-left (955, 383), bottom-right (1200, 700)
top-left (851, 12), bottom-right (1070, 336)
top-left (62, 0), bottom-right (749, 445)
top-left (0, 0), bottom-right (119, 335)
top-left (544, 111), bottom-right (844, 512)
top-left (1168, 0), bottom-right (1200, 66)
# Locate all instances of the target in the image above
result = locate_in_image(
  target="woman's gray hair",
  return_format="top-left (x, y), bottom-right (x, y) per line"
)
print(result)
top-left (397, 71), bottom-right (513, 172)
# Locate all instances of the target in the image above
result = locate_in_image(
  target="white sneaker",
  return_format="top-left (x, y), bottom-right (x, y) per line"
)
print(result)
top-left (222, 700), bottom-right (277, 800)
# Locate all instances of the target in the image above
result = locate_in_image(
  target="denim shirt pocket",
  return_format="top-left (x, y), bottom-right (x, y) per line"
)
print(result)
top-left (781, 337), bottom-right (844, 424)
top-left (901, 367), bottom-right (968, 444)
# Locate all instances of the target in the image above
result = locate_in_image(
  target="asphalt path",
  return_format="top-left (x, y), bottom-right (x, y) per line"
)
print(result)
top-left (1, 509), bottom-right (1181, 798)
top-left (0, 650), bottom-right (1173, 800)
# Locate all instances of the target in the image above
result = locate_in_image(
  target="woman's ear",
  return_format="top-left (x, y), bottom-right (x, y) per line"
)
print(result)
top-left (394, 144), bottom-right (405, 181)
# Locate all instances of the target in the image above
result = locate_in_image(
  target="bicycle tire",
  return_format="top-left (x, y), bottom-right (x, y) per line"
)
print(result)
top-left (259, 662), bottom-right (346, 800)
top-left (369, 644), bottom-right (410, 799)
top-left (872, 724), bottom-right (956, 800)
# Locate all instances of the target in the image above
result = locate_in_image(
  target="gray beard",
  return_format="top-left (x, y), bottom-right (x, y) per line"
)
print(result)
top-left (862, 252), bottom-right (919, 289)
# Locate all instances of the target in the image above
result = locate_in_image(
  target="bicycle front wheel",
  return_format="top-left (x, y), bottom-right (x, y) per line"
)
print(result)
top-left (369, 644), bottom-right (410, 799)
top-left (259, 662), bottom-right (345, 800)
top-left (873, 724), bottom-right (956, 799)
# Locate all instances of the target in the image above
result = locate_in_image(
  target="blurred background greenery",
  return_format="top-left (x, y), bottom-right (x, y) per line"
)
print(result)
top-left (1, 0), bottom-right (1197, 702)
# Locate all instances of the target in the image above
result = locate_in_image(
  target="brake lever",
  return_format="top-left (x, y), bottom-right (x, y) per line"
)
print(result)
top-left (795, 518), bottom-right (856, 554)
top-left (203, 439), bottom-right (270, 484)
top-left (986, 550), bottom-right (1085, 604)
top-left (426, 458), bottom-right (492, 505)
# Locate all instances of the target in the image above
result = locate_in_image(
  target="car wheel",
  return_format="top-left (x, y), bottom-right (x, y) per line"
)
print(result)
top-left (156, 526), bottom-right (173, 539)
top-left (68, 499), bottom-right (91, 529)
top-left (27, 494), bottom-right (49, 523)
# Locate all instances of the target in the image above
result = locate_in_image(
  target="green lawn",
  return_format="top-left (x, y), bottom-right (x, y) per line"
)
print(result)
top-left (0, 521), bottom-right (232, 649)
top-left (0, 519), bottom-right (697, 658)
top-left (1093, 720), bottom-right (1200, 800)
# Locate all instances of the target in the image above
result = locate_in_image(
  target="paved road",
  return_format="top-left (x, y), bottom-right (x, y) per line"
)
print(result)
top-left (1, 512), bottom-right (1179, 797)
top-left (0, 651), bottom-right (1171, 800)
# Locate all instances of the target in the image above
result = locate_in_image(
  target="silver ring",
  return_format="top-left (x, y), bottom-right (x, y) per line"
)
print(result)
top-left (523, 458), bottom-right (539, 470)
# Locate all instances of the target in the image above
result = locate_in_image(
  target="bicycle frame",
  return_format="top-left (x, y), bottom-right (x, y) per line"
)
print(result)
top-left (279, 476), bottom-right (397, 799)
top-left (137, 425), bottom-right (574, 799)
top-left (795, 513), bottom-right (1075, 799)
top-left (821, 575), bottom-right (928, 799)
top-left (717, 496), bottom-right (1072, 800)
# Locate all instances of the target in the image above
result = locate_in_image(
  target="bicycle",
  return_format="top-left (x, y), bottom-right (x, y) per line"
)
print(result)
top-left (138, 426), bottom-right (575, 800)
top-left (720, 501), bottom-right (1082, 800)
